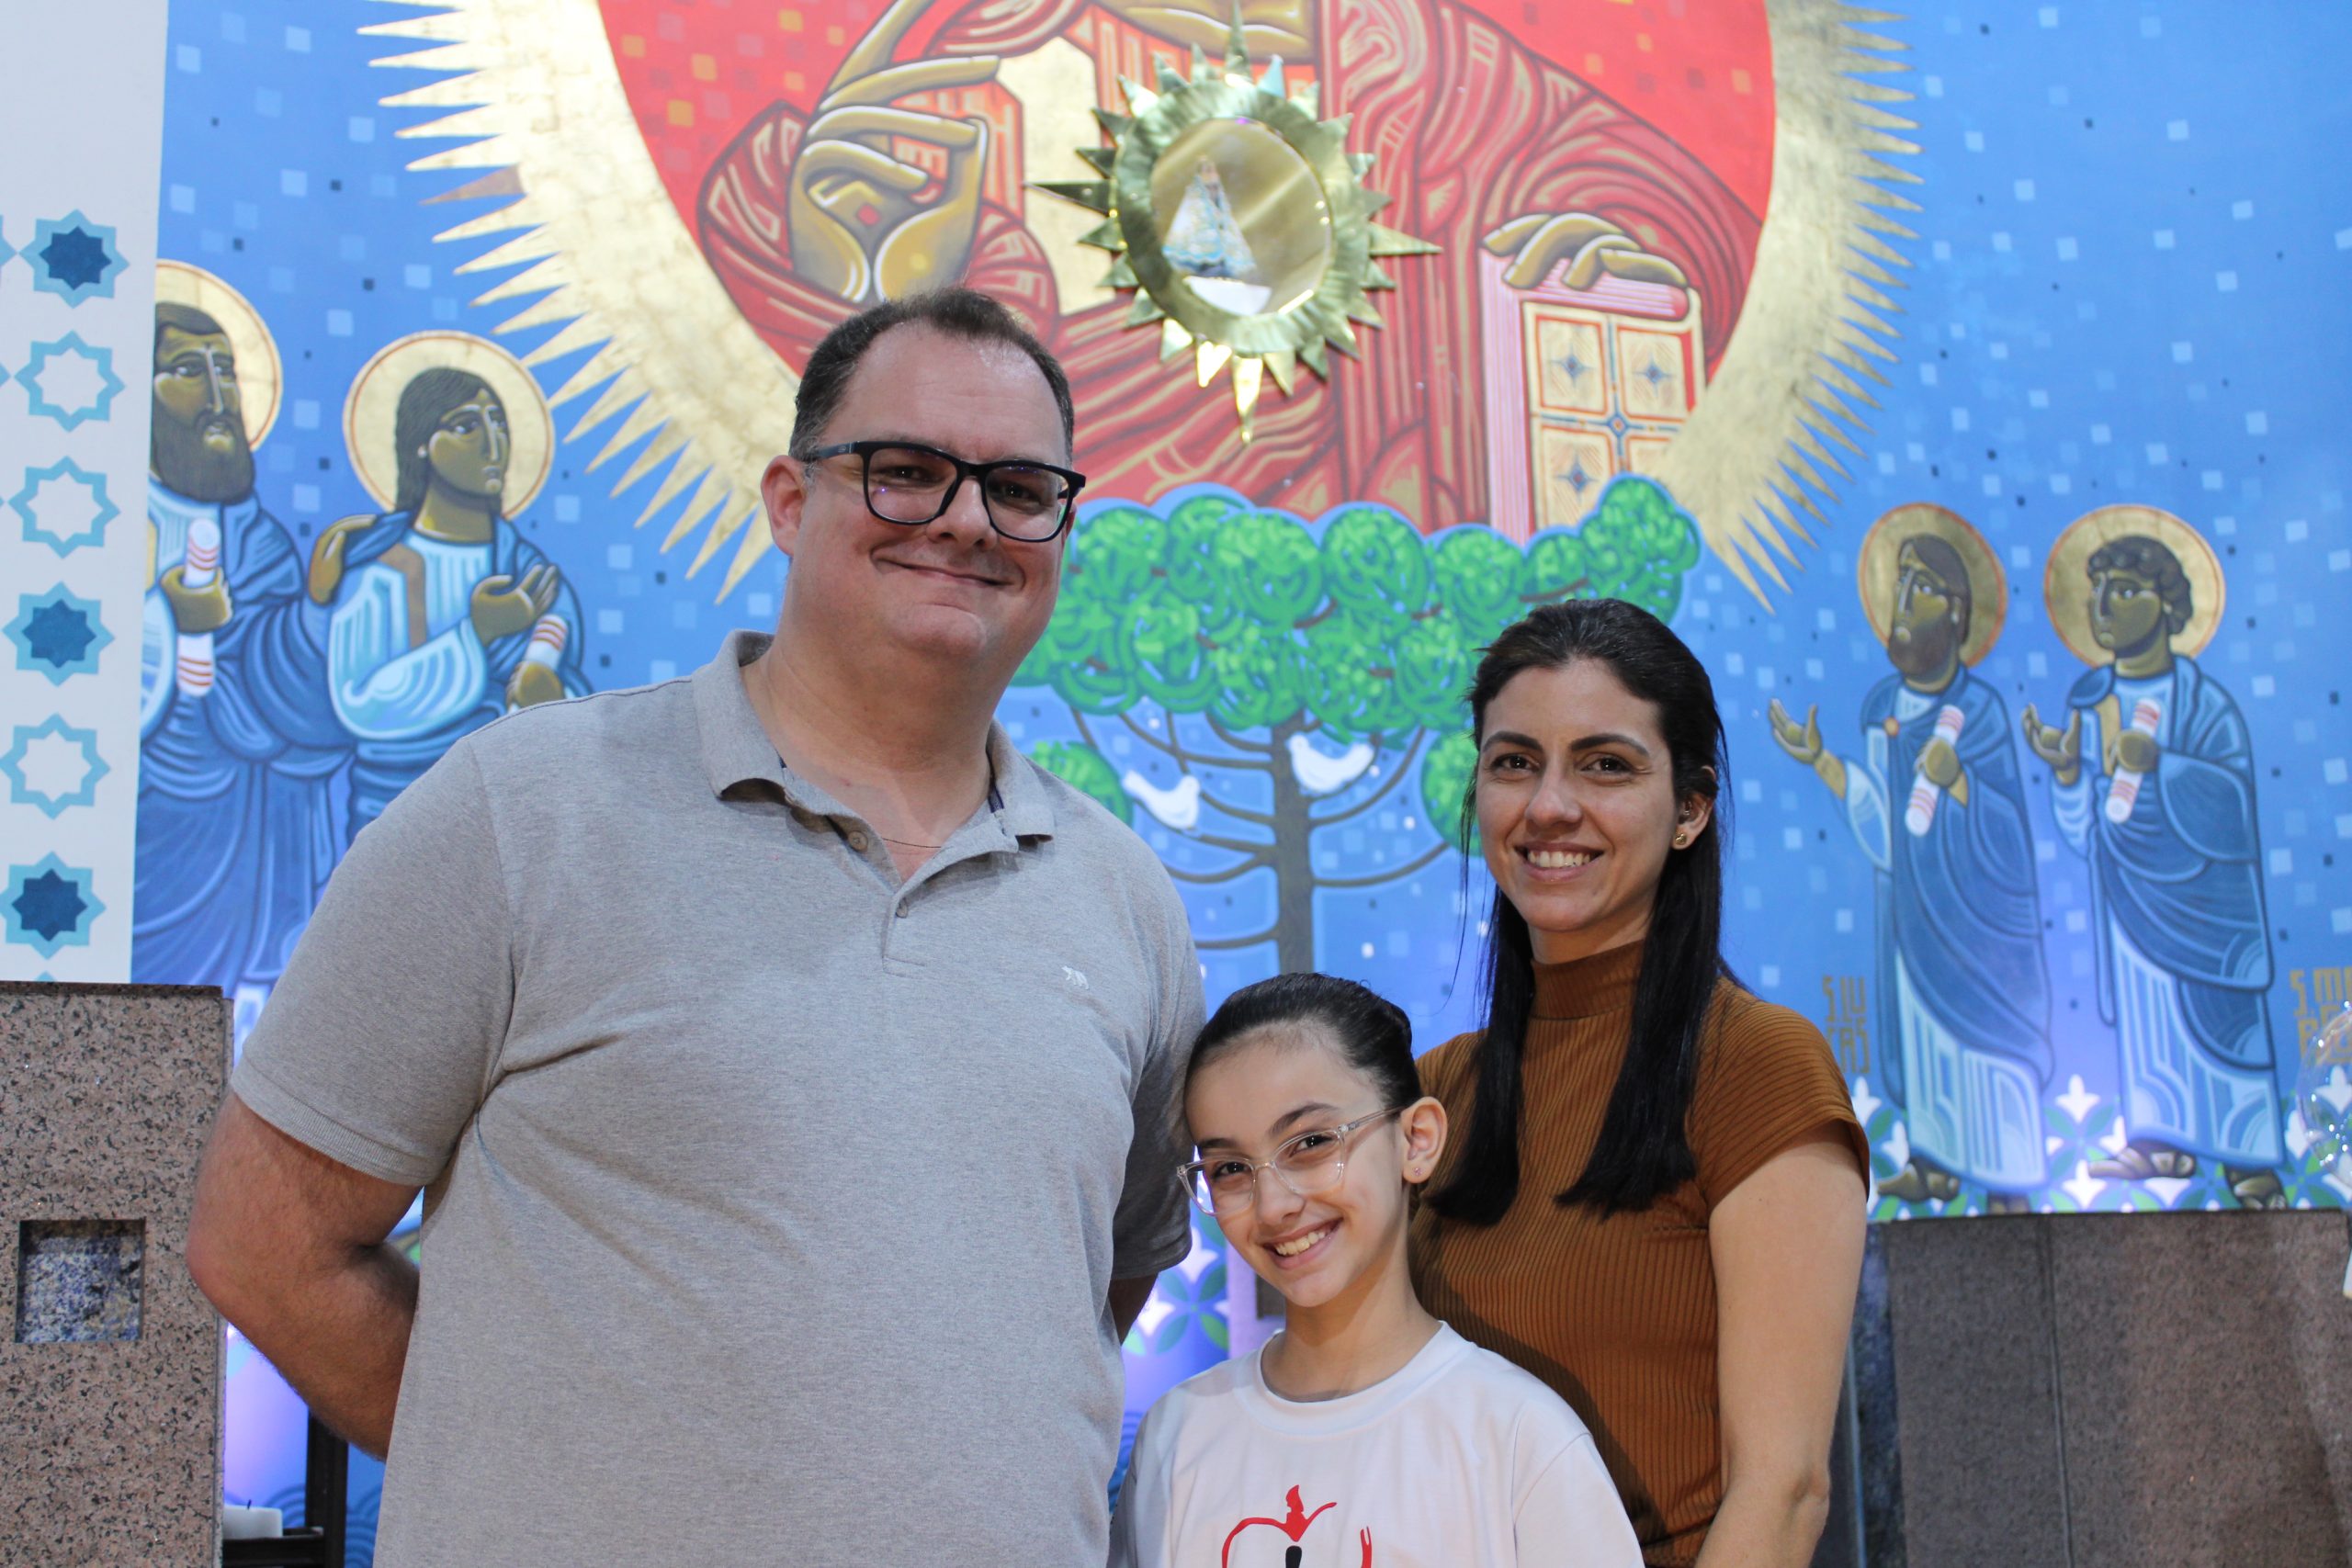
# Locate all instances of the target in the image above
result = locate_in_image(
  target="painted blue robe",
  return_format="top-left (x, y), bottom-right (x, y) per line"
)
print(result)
top-left (133, 480), bottom-right (348, 998)
top-left (1839, 669), bottom-right (2053, 1190)
top-left (2052, 657), bottom-right (2278, 1165)
top-left (325, 510), bottom-right (586, 836)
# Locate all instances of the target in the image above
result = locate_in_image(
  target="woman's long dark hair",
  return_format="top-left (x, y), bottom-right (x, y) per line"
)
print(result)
top-left (1425, 599), bottom-right (1730, 1223)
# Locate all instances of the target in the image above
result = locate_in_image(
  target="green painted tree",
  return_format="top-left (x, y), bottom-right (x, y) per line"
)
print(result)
top-left (1014, 477), bottom-right (1702, 972)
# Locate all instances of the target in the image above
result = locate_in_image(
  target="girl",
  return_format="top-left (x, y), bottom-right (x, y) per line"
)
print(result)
top-left (1112, 973), bottom-right (1641, 1567)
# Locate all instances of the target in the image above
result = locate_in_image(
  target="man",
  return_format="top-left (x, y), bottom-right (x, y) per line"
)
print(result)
top-left (2023, 534), bottom-right (2281, 1204)
top-left (187, 289), bottom-right (1203, 1564)
top-left (1770, 532), bottom-right (2052, 1209)
top-left (135, 302), bottom-right (346, 1021)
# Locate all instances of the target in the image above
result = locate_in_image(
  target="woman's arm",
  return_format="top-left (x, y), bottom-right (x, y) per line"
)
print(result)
top-left (1695, 1131), bottom-right (1867, 1568)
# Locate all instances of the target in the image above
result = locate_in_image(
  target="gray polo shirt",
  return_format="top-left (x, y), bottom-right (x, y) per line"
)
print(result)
top-left (232, 630), bottom-right (1202, 1567)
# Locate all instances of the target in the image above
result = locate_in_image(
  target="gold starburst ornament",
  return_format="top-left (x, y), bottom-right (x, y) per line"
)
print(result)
top-left (1038, 17), bottom-right (1436, 438)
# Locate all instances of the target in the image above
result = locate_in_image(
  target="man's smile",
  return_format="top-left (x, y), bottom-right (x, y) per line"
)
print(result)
top-left (883, 555), bottom-right (1011, 588)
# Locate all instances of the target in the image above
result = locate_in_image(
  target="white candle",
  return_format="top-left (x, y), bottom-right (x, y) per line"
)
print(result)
top-left (220, 1503), bottom-right (283, 1540)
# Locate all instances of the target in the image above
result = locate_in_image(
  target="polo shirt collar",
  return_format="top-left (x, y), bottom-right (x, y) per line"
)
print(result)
top-left (695, 631), bottom-right (792, 798)
top-left (692, 630), bottom-right (1056, 840)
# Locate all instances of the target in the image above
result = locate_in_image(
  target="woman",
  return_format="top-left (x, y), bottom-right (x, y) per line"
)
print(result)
top-left (1408, 599), bottom-right (1867, 1568)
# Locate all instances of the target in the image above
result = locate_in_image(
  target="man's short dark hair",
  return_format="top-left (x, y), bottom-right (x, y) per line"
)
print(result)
top-left (787, 288), bottom-right (1074, 461)
top-left (2088, 534), bottom-right (2194, 635)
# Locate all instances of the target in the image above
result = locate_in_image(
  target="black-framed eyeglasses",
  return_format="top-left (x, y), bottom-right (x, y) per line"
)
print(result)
top-left (805, 440), bottom-right (1086, 543)
top-left (1178, 1106), bottom-right (1405, 1218)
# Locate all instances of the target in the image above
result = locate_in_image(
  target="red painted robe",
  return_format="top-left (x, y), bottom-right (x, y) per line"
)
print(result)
top-left (697, 0), bottom-right (1759, 525)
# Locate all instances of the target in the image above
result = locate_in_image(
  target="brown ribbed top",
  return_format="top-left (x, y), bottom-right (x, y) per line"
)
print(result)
top-left (1408, 942), bottom-right (1865, 1568)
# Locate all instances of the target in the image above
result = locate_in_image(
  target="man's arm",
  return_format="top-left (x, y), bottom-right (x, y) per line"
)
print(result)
top-left (1107, 1275), bottom-right (1158, 1342)
top-left (187, 1093), bottom-right (420, 1458)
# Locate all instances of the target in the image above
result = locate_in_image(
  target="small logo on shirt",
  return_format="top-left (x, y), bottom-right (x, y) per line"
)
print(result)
top-left (1062, 964), bottom-right (1090, 992)
top-left (1222, 1486), bottom-right (1373, 1566)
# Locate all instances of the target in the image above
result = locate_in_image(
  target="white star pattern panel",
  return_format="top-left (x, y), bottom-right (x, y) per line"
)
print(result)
top-left (0, 3), bottom-right (167, 980)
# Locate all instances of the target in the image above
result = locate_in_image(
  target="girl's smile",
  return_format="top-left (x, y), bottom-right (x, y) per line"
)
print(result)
top-left (1185, 1034), bottom-right (1437, 1323)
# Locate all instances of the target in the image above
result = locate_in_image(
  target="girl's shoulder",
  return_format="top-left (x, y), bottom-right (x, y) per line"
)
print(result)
top-left (1436, 1332), bottom-right (1598, 1444)
top-left (1151, 1350), bottom-right (1258, 1415)
top-left (1125, 1354), bottom-right (1251, 1471)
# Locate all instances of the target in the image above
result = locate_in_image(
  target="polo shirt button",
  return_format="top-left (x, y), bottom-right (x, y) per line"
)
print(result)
top-left (894, 906), bottom-right (910, 919)
top-left (847, 832), bottom-right (870, 852)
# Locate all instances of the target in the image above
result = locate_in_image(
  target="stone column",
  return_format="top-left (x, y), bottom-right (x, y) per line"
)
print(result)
top-left (2, 981), bottom-right (230, 1565)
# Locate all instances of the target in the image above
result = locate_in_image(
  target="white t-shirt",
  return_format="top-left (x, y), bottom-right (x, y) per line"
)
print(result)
top-left (1111, 1324), bottom-right (1641, 1568)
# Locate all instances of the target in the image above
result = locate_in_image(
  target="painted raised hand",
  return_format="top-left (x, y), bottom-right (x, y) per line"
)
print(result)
top-left (2019, 703), bottom-right (2081, 784)
top-left (469, 564), bottom-right (560, 645)
top-left (1483, 211), bottom-right (1690, 291)
top-left (786, 0), bottom-right (1001, 303)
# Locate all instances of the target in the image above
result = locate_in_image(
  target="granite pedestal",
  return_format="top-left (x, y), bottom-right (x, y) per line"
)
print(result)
top-left (1819, 1209), bottom-right (2352, 1567)
top-left (2, 982), bottom-right (230, 1567)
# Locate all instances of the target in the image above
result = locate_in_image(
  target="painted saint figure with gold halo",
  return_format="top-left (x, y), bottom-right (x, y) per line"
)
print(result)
top-left (309, 332), bottom-right (586, 839)
top-left (1770, 506), bottom-right (2053, 1208)
top-left (134, 263), bottom-right (349, 1022)
top-left (2023, 508), bottom-right (2282, 1204)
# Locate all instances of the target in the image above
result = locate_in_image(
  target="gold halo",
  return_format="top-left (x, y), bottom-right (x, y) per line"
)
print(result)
top-left (2043, 504), bottom-right (2223, 665)
top-left (154, 260), bottom-right (282, 449)
top-left (343, 332), bottom-right (555, 517)
top-left (1857, 503), bottom-right (2008, 666)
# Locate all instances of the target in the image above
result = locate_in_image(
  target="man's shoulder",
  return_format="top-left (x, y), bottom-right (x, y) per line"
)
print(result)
top-left (454, 672), bottom-right (701, 793)
top-left (1018, 758), bottom-right (1182, 902)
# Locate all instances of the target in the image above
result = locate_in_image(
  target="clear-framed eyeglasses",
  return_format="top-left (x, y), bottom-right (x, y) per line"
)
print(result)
top-left (1178, 1107), bottom-right (1404, 1218)
top-left (804, 439), bottom-right (1086, 543)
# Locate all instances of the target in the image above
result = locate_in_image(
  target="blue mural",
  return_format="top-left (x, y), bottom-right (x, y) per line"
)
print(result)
top-left (110, 1), bottom-right (2352, 1552)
